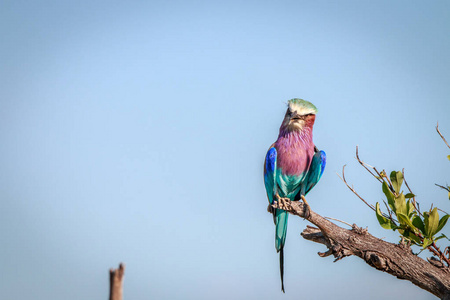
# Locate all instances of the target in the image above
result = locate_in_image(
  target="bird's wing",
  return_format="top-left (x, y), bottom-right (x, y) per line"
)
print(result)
top-left (264, 145), bottom-right (289, 252)
top-left (304, 148), bottom-right (326, 195)
top-left (264, 146), bottom-right (277, 204)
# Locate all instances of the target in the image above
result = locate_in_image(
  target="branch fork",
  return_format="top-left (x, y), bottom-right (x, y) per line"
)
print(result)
top-left (270, 200), bottom-right (450, 299)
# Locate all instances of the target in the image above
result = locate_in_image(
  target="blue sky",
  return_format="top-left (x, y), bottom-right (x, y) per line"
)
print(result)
top-left (1, 1), bottom-right (449, 299)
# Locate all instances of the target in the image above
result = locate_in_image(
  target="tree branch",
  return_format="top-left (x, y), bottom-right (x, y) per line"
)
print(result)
top-left (109, 263), bottom-right (125, 300)
top-left (337, 165), bottom-right (376, 212)
top-left (436, 183), bottom-right (450, 193)
top-left (436, 123), bottom-right (450, 150)
top-left (272, 200), bottom-right (450, 299)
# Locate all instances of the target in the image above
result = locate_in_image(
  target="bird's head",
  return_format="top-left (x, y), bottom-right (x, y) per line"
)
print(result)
top-left (280, 98), bottom-right (317, 132)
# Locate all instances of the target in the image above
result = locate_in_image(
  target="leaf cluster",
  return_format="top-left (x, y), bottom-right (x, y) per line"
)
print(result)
top-left (375, 171), bottom-right (449, 249)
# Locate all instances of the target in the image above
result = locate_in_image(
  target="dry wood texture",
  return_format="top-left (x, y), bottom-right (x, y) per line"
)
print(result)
top-left (272, 200), bottom-right (450, 299)
top-left (109, 263), bottom-right (125, 300)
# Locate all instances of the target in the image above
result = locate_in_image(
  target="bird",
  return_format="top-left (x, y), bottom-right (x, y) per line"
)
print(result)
top-left (264, 98), bottom-right (326, 292)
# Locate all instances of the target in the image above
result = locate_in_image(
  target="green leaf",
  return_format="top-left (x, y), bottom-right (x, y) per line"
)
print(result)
top-left (406, 200), bottom-right (415, 218)
top-left (375, 202), bottom-right (396, 230)
top-left (422, 237), bottom-right (432, 249)
top-left (435, 214), bottom-right (449, 235)
top-left (407, 231), bottom-right (422, 244)
top-left (424, 207), bottom-right (440, 238)
top-left (394, 193), bottom-right (407, 215)
top-left (447, 155), bottom-right (450, 161)
top-left (382, 182), bottom-right (395, 210)
top-left (405, 193), bottom-right (415, 199)
top-left (400, 228), bottom-right (410, 238)
top-left (397, 212), bottom-right (417, 231)
top-left (423, 211), bottom-right (429, 237)
top-left (390, 171), bottom-right (403, 194)
top-left (412, 215), bottom-right (425, 234)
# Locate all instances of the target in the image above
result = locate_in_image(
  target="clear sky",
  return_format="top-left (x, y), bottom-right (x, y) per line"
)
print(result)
top-left (1, 1), bottom-right (449, 299)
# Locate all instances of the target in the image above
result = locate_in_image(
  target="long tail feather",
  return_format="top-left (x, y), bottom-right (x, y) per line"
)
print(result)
top-left (275, 209), bottom-right (288, 293)
top-left (280, 247), bottom-right (285, 293)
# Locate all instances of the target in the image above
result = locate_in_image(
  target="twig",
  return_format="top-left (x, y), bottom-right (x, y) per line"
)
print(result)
top-left (429, 242), bottom-right (450, 267)
top-left (324, 216), bottom-right (353, 227)
top-left (403, 169), bottom-right (422, 216)
top-left (383, 200), bottom-right (395, 221)
top-left (355, 146), bottom-right (383, 183)
top-left (436, 123), bottom-right (450, 150)
top-left (437, 208), bottom-right (450, 215)
top-left (435, 183), bottom-right (450, 192)
top-left (337, 166), bottom-right (376, 212)
top-left (372, 167), bottom-right (384, 179)
top-left (403, 169), bottom-right (413, 194)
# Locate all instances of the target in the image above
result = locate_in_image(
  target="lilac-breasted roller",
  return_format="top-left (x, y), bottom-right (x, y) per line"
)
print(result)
top-left (264, 99), bottom-right (326, 292)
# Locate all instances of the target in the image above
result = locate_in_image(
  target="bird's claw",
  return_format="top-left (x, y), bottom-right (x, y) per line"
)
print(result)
top-left (301, 195), bottom-right (311, 218)
top-left (274, 194), bottom-right (291, 211)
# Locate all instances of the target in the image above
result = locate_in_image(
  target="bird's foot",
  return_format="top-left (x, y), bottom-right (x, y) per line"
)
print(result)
top-left (301, 195), bottom-right (311, 218)
top-left (274, 194), bottom-right (291, 211)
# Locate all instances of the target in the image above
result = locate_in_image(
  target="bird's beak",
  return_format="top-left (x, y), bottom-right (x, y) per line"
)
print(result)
top-left (291, 112), bottom-right (303, 121)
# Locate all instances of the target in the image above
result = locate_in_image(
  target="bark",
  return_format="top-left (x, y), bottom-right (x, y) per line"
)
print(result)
top-left (109, 263), bottom-right (125, 300)
top-left (273, 201), bottom-right (450, 299)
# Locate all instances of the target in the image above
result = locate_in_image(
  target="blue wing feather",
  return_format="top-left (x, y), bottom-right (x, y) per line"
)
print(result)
top-left (264, 147), bottom-right (288, 252)
top-left (304, 150), bottom-right (326, 195)
top-left (264, 147), bottom-right (277, 204)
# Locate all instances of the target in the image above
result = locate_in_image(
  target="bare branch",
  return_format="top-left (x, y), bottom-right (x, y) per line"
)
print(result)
top-left (338, 165), bottom-right (396, 223)
top-left (324, 216), bottom-right (352, 228)
top-left (355, 146), bottom-right (383, 183)
top-left (383, 200), bottom-right (395, 221)
top-left (109, 263), bottom-right (125, 300)
top-left (429, 242), bottom-right (450, 268)
top-left (402, 169), bottom-right (413, 194)
top-left (403, 169), bottom-right (422, 216)
top-left (438, 207), bottom-right (450, 215)
top-left (436, 183), bottom-right (450, 192)
top-left (271, 201), bottom-right (450, 299)
top-left (437, 123), bottom-right (450, 150)
top-left (337, 166), bottom-right (376, 212)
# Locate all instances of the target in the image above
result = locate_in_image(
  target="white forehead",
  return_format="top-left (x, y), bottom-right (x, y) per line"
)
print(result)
top-left (288, 102), bottom-right (317, 115)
